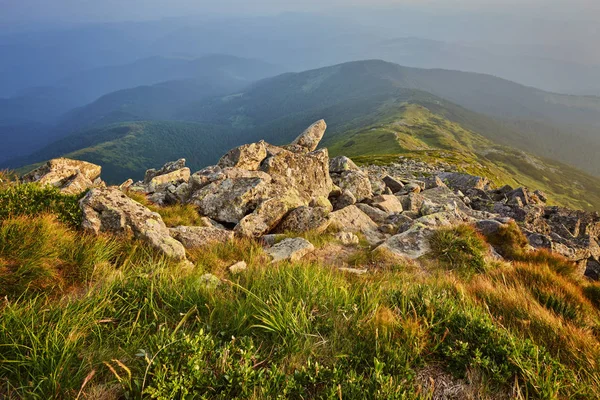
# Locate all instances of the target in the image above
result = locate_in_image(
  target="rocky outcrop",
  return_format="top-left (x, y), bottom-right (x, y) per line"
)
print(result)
top-left (80, 187), bottom-right (186, 260)
top-left (45, 117), bottom-right (599, 281)
top-left (22, 158), bottom-right (102, 194)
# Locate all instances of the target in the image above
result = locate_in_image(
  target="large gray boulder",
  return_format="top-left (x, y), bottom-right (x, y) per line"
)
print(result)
top-left (218, 141), bottom-right (267, 171)
top-left (22, 158), bottom-right (101, 194)
top-left (377, 226), bottom-right (434, 260)
top-left (260, 147), bottom-right (333, 203)
top-left (330, 170), bottom-right (372, 202)
top-left (329, 205), bottom-right (384, 245)
top-left (234, 194), bottom-right (304, 238)
top-left (190, 170), bottom-right (273, 224)
top-left (80, 187), bottom-right (186, 260)
top-left (274, 206), bottom-right (331, 234)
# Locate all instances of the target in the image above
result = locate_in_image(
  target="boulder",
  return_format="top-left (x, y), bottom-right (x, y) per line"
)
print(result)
top-left (148, 168), bottom-right (190, 193)
top-left (329, 156), bottom-right (361, 173)
top-left (437, 172), bottom-right (489, 192)
top-left (371, 194), bottom-right (403, 214)
top-left (355, 203), bottom-right (389, 224)
top-left (80, 187), bottom-right (186, 260)
top-left (169, 226), bottom-right (234, 249)
top-left (22, 158), bottom-right (101, 194)
top-left (422, 176), bottom-right (447, 190)
top-left (330, 170), bottom-right (372, 202)
top-left (331, 189), bottom-right (356, 211)
top-left (397, 193), bottom-right (425, 213)
top-left (585, 259), bottom-right (600, 281)
top-left (60, 171), bottom-right (95, 195)
top-left (144, 159), bottom-right (186, 183)
top-left (218, 141), bottom-right (267, 170)
top-left (274, 206), bottom-right (331, 234)
top-left (260, 147), bottom-right (333, 204)
top-left (289, 119), bottom-right (327, 152)
top-left (329, 205), bottom-right (384, 246)
top-left (376, 226), bottom-right (434, 260)
top-left (235, 194), bottom-right (303, 238)
top-left (191, 171), bottom-right (273, 224)
top-left (266, 238), bottom-right (315, 262)
top-left (382, 175), bottom-right (404, 193)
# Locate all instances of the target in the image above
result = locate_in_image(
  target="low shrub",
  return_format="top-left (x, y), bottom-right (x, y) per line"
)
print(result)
top-left (429, 225), bottom-right (488, 275)
top-left (0, 183), bottom-right (82, 227)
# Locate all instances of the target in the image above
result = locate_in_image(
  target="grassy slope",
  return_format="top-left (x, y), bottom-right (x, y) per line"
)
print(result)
top-left (2, 180), bottom-right (600, 398)
top-left (325, 104), bottom-right (600, 211)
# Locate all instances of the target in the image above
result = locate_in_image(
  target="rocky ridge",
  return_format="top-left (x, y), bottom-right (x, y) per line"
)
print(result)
top-left (24, 120), bottom-right (600, 279)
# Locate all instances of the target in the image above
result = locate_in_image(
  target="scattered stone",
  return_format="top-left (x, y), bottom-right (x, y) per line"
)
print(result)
top-left (355, 203), bottom-right (389, 224)
top-left (437, 172), bottom-right (489, 192)
top-left (338, 267), bottom-right (368, 275)
top-left (330, 170), bottom-right (372, 202)
top-left (169, 226), bottom-right (234, 249)
top-left (228, 261), bottom-right (248, 275)
top-left (266, 238), bottom-right (315, 262)
top-left (377, 226), bottom-right (434, 259)
top-left (331, 189), bottom-right (356, 210)
top-left (335, 232), bottom-right (360, 246)
top-left (371, 194), bottom-right (404, 214)
top-left (382, 175), bottom-right (404, 193)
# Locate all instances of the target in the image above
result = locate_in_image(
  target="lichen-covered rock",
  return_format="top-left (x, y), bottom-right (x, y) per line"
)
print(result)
top-left (289, 119), bottom-right (327, 153)
top-left (80, 187), bottom-right (186, 260)
top-left (397, 193), bottom-right (425, 213)
top-left (355, 203), bottom-right (389, 224)
top-left (169, 226), bottom-right (234, 249)
top-left (437, 172), bottom-right (490, 192)
top-left (330, 170), bottom-right (372, 202)
top-left (329, 205), bottom-right (384, 245)
top-left (218, 141), bottom-right (267, 170)
top-left (275, 206), bottom-right (331, 234)
top-left (331, 189), bottom-right (356, 211)
top-left (260, 147), bottom-right (333, 203)
top-left (191, 172), bottom-right (273, 224)
top-left (144, 159), bottom-right (186, 183)
top-left (266, 238), bottom-right (315, 262)
top-left (376, 226), bottom-right (434, 259)
top-left (382, 175), bottom-right (404, 193)
top-left (371, 194), bottom-right (403, 214)
top-left (148, 168), bottom-right (190, 192)
top-left (235, 194), bottom-right (304, 238)
top-left (22, 158), bottom-right (101, 194)
top-left (329, 156), bottom-right (360, 173)
top-left (229, 261), bottom-right (248, 275)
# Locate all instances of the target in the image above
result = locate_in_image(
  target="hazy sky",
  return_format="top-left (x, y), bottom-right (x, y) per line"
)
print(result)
top-left (1, 0), bottom-right (598, 24)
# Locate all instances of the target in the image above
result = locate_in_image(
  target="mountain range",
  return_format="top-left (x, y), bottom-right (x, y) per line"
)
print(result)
top-left (6, 59), bottom-right (600, 211)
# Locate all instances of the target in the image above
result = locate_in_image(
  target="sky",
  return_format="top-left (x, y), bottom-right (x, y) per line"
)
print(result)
top-left (1, 0), bottom-right (599, 24)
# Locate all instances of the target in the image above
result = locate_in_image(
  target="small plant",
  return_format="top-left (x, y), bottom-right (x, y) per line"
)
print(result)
top-left (483, 221), bottom-right (529, 259)
top-left (429, 225), bottom-right (488, 275)
top-left (0, 183), bottom-right (83, 227)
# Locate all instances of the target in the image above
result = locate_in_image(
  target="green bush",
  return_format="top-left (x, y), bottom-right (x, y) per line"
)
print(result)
top-left (0, 183), bottom-right (83, 227)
